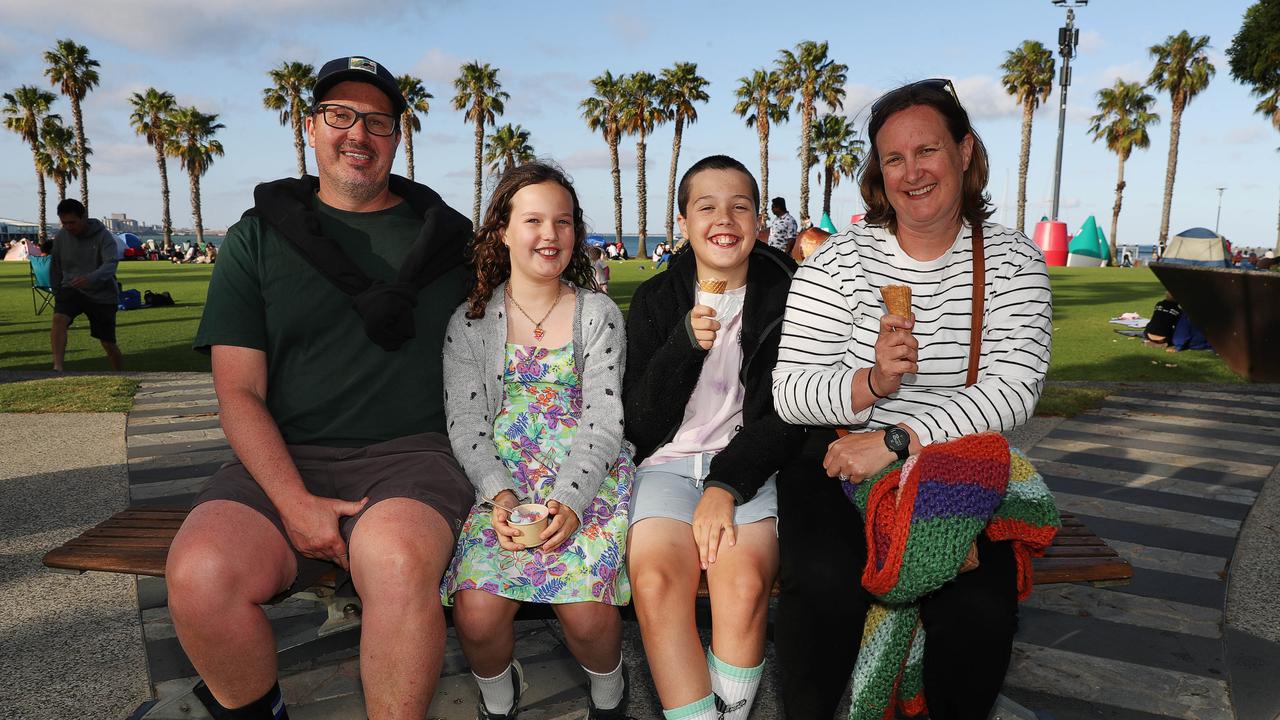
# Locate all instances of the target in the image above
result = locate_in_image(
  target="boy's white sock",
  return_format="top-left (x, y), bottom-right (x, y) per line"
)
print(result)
top-left (663, 693), bottom-right (717, 720)
top-left (583, 657), bottom-right (626, 710)
top-left (708, 649), bottom-right (764, 720)
top-left (474, 660), bottom-right (518, 715)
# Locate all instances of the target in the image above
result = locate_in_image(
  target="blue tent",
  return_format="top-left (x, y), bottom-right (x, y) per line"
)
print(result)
top-left (586, 234), bottom-right (608, 248)
top-left (120, 232), bottom-right (142, 248)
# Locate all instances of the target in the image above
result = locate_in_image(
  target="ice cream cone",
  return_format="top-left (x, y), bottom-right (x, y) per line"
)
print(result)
top-left (697, 278), bottom-right (727, 294)
top-left (881, 284), bottom-right (912, 319)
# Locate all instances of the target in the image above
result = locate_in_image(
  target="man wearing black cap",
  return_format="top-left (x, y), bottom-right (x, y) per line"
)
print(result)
top-left (167, 56), bottom-right (474, 719)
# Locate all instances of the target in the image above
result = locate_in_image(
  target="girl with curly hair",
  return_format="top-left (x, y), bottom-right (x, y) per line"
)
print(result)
top-left (440, 161), bottom-right (634, 719)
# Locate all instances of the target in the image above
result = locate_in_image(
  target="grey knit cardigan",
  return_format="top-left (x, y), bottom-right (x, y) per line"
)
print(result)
top-left (442, 281), bottom-right (631, 520)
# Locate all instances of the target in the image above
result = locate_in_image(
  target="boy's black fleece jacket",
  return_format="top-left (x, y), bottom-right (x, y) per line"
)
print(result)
top-left (622, 244), bottom-right (805, 505)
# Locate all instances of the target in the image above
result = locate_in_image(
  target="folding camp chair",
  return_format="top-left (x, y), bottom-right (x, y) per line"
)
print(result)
top-left (30, 254), bottom-right (55, 315)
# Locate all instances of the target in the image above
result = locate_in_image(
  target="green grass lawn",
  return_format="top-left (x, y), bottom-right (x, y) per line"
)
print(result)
top-left (0, 375), bottom-right (139, 412)
top-left (0, 260), bottom-right (1239, 384)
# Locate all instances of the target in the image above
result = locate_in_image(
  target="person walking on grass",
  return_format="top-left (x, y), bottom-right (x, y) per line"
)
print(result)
top-left (166, 55), bottom-right (475, 720)
top-left (49, 198), bottom-right (122, 371)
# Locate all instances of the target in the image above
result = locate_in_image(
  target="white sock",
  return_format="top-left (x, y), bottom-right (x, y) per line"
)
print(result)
top-left (708, 649), bottom-right (764, 720)
top-left (663, 693), bottom-right (717, 720)
top-left (474, 662), bottom-right (516, 715)
top-left (584, 657), bottom-right (626, 710)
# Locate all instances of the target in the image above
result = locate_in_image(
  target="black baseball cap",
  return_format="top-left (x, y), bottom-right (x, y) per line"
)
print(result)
top-left (312, 56), bottom-right (407, 116)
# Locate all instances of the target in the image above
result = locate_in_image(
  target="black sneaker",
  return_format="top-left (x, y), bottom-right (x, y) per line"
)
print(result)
top-left (585, 664), bottom-right (632, 719)
top-left (476, 659), bottom-right (526, 720)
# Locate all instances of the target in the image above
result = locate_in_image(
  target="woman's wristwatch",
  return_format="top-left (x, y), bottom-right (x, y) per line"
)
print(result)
top-left (883, 427), bottom-right (911, 460)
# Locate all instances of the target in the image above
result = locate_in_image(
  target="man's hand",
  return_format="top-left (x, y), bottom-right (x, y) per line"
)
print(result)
top-left (870, 314), bottom-right (918, 396)
top-left (279, 494), bottom-right (368, 571)
top-left (68, 276), bottom-right (88, 290)
top-left (692, 486), bottom-right (736, 569)
top-left (540, 500), bottom-right (580, 552)
top-left (690, 305), bottom-right (720, 350)
top-left (824, 431), bottom-right (897, 484)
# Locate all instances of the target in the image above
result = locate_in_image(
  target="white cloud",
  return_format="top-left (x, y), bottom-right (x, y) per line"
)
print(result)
top-left (410, 48), bottom-right (466, 91)
top-left (1227, 126), bottom-right (1269, 145)
top-left (606, 9), bottom-right (651, 46)
top-left (91, 141), bottom-right (158, 177)
top-left (952, 75), bottom-right (1020, 120)
top-left (1098, 61), bottom-right (1149, 85)
top-left (1078, 30), bottom-right (1104, 54)
top-left (504, 70), bottom-right (584, 121)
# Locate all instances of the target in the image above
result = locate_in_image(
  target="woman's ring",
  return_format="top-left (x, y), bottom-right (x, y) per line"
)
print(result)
top-left (838, 473), bottom-right (850, 482)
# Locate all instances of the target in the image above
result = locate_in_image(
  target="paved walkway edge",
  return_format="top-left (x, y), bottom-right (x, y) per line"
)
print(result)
top-left (1224, 459), bottom-right (1280, 720)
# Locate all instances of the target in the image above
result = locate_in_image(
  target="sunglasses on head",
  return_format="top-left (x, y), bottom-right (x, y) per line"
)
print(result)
top-left (871, 78), bottom-right (961, 117)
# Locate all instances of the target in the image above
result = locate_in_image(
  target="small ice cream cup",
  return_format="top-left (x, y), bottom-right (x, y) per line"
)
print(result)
top-left (507, 503), bottom-right (550, 548)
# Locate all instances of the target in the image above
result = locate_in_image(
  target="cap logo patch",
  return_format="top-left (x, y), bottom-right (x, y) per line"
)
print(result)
top-left (348, 57), bottom-right (377, 74)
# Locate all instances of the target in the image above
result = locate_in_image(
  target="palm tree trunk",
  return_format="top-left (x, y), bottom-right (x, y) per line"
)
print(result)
top-left (665, 116), bottom-right (684, 245)
top-left (190, 170), bottom-right (204, 246)
top-left (609, 137), bottom-right (622, 245)
top-left (759, 119), bottom-right (770, 226)
top-left (799, 94), bottom-right (813, 225)
top-left (404, 123), bottom-right (416, 181)
top-left (291, 96), bottom-right (307, 177)
top-left (156, 142), bottom-right (172, 246)
top-left (636, 129), bottom-right (648, 259)
top-left (823, 161), bottom-right (834, 217)
top-left (1016, 99), bottom-right (1034, 234)
top-left (1157, 100), bottom-right (1185, 252)
top-left (1110, 153), bottom-right (1125, 263)
top-left (506, 150), bottom-right (515, 176)
top-left (71, 95), bottom-right (88, 211)
top-left (32, 149), bottom-right (47, 244)
top-left (472, 116), bottom-right (484, 227)
top-left (56, 177), bottom-right (67, 203)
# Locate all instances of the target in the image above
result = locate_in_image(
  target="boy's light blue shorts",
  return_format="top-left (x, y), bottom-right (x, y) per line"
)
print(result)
top-left (630, 452), bottom-right (778, 527)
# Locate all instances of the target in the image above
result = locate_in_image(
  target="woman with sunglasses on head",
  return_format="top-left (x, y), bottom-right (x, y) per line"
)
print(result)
top-left (770, 80), bottom-right (1053, 719)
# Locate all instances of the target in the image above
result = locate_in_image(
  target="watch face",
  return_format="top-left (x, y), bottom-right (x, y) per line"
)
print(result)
top-left (885, 428), bottom-right (910, 452)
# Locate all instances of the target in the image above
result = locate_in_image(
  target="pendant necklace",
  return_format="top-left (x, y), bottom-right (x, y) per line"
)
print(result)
top-left (506, 283), bottom-right (565, 342)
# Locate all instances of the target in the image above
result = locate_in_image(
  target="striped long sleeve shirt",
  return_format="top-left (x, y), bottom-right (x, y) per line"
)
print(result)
top-left (771, 220), bottom-right (1052, 446)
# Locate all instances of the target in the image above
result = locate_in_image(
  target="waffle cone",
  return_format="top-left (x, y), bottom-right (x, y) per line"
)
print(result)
top-left (698, 278), bottom-right (728, 294)
top-left (881, 284), bottom-right (912, 317)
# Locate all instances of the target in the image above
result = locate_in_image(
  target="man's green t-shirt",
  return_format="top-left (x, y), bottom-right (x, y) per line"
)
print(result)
top-left (193, 199), bottom-right (467, 447)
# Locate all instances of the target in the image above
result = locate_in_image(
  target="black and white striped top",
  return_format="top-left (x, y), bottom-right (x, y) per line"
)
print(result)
top-left (771, 220), bottom-right (1052, 446)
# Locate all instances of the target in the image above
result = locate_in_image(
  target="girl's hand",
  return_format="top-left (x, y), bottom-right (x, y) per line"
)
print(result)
top-left (871, 314), bottom-right (918, 396)
top-left (490, 490), bottom-right (524, 552)
top-left (824, 431), bottom-right (897, 484)
top-left (692, 486), bottom-right (736, 569)
top-left (540, 500), bottom-right (580, 552)
top-left (689, 305), bottom-right (720, 350)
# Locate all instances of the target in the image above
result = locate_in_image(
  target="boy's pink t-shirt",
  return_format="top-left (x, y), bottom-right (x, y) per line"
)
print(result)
top-left (642, 285), bottom-right (747, 468)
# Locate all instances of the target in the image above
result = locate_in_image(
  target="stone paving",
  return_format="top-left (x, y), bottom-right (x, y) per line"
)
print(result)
top-left (8, 374), bottom-right (1280, 719)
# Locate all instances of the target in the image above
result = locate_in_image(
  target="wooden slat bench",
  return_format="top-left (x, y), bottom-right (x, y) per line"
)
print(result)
top-left (43, 507), bottom-right (1132, 596)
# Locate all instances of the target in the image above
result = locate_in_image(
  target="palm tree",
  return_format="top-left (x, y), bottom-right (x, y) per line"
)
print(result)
top-left (129, 88), bottom-right (178, 246)
top-left (262, 61), bottom-right (315, 178)
top-left (1148, 31), bottom-right (1216, 252)
top-left (43, 39), bottom-right (99, 210)
top-left (1088, 80), bottom-right (1159, 262)
top-left (452, 62), bottom-right (509, 226)
top-left (775, 41), bottom-right (847, 225)
top-left (620, 71), bottom-right (666, 258)
top-left (484, 123), bottom-right (535, 176)
top-left (36, 115), bottom-right (85, 203)
top-left (1000, 41), bottom-right (1056, 234)
top-left (397, 75), bottom-right (433, 182)
top-left (733, 69), bottom-right (792, 225)
top-left (658, 62), bottom-right (709, 244)
top-left (3, 86), bottom-right (58, 243)
top-left (808, 114), bottom-right (864, 219)
top-left (581, 71), bottom-right (627, 246)
top-left (166, 106), bottom-right (224, 247)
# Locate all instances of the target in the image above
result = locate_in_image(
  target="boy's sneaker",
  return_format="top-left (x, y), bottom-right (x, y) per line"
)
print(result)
top-left (585, 664), bottom-right (631, 719)
top-left (476, 659), bottom-right (526, 720)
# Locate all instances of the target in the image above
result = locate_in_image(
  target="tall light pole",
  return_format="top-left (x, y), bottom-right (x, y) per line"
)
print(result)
top-left (1049, 0), bottom-right (1086, 221)
top-left (1215, 187), bottom-right (1226, 235)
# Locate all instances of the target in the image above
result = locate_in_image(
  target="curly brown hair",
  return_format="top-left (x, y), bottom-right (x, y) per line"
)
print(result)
top-left (465, 161), bottom-right (598, 319)
top-left (858, 80), bottom-right (993, 235)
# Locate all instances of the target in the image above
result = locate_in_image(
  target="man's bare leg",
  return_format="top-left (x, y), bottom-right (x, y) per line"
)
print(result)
top-left (101, 340), bottom-right (123, 371)
top-left (50, 313), bottom-right (71, 371)
top-left (349, 497), bottom-right (455, 719)
top-left (166, 500), bottom-right (297, 708)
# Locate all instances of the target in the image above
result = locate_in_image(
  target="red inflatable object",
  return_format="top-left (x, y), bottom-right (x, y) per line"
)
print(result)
top-left (1033, 221), bottom-right (1068, 266)
top-left (850, 213), bottom-right (866, 224)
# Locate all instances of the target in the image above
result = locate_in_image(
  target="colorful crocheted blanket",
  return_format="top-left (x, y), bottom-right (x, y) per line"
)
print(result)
top-left (841, 432), bottom-right (1060, 720)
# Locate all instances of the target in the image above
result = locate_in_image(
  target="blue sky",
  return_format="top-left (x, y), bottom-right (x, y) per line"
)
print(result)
top-left (1, 0), bottom-right (1276, 249)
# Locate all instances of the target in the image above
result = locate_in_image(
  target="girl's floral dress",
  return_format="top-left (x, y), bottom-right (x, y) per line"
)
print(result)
top-left (442, 342), bottom-right (633, 605)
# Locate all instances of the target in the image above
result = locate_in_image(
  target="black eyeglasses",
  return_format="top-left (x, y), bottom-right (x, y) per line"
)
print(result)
top-left (870, 78), bottom-right (961, 117)
top-left (312, 103), bottom-right (399, 137)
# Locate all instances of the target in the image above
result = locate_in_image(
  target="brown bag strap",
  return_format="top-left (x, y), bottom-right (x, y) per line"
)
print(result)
top-left (966, 223), bottom-right (985, 387)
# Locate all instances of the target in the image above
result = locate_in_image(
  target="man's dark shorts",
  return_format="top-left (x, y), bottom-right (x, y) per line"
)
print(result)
top-left (194, 431), bottom-right (474, 594)
top-left (54, 289), bottom-right (118, 343)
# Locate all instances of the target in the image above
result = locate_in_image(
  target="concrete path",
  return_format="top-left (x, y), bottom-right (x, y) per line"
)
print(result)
top-left (8, 375), bottom-right (1280, 719)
